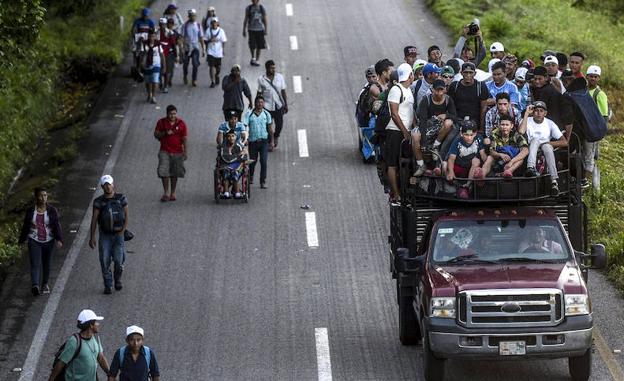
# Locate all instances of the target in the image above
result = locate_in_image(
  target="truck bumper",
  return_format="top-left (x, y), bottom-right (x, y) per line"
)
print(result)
top-left (427, 316), bottom-right (593, 359)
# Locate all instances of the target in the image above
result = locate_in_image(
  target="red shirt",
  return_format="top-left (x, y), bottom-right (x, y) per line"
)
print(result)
top-left (155, 117), bottom-right (187, 154)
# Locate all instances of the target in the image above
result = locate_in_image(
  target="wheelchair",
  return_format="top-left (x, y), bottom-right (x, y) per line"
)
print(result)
top-left (213, 152), bottom-right (252, 204)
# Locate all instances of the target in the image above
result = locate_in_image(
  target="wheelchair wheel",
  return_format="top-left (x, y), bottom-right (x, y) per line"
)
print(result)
top-left (213, 169), bottom-right (220, 204)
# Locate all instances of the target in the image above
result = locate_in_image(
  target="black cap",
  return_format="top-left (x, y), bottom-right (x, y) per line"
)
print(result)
top-left (533, 66), bottom-right (548, 77)
top-left (461, 62), bottom-right (476, 72)
top-left (432, 79), bottom-right (446, 89)
top-left (428, 45), bottom-right (441, 55)
top-left (404, 46), bottom-right (417, 57)
top-left (227, 110), bottom-right (238, 119)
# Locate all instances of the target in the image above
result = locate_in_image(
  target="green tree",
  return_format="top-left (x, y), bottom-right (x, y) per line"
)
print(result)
top-left (0, 0), bottom-right (46, 62)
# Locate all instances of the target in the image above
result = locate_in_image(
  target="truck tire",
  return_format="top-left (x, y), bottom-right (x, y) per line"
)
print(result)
top-left (398, 290), bottom-right (421, 345)
top-left (568, 348), bottom-right (591, 381)
top-left (422, 319), bottom-right (445, 381)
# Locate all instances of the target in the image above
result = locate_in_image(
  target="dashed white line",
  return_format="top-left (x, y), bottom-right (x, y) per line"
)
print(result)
top-left (305, 212), bottom-right (319, 247)
top-left (289, 35), bottom-right (299, 50)
top-left (285, 3), bottom-right (293, 16)
top-left (315, 328), bottom-right (333, 381)
top-left (293, 76), bottom-right (302, 93)
top-left (298, 129), bottom-right (309, 158)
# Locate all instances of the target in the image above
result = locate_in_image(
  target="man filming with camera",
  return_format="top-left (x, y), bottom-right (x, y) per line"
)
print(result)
top-left (453, 19), bottom-right (486, 67)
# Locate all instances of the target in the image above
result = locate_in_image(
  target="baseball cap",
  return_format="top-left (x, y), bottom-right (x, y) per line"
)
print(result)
top-left (226, 110), bottom-right (238, 119)
top-left (533, 101), bottom-right (547, 110)
top-left (404, 46), bottom-right (417, 57)
top-left (412, 59), bottom-right (427, 72)
top-left (422, 63), bottom-right (441, 76)
top-left (159, 17), bottom-right (167, 24)
top-left (490, 42), bottom-right (504, 53)
top-left (540, 49), bottom-right (557, 61)
top-left (543, 55), bottom-right (558, 66)
top-left (441, 65), bottom-right (455, 76)
top-left (365, 65), bottom-right (375, 77)
top-left (503, 54), bottom-right (518, 64)
top-left (432, 79), bottom-right (446, 89)
top-left (587, 65), bottom-right (601, 76)
top-left (188, 8), bottom-right (197, 15)
top-left (231, 64), bottom-right (241, 71)
top-left (100, 175), bottom-right (114, 186)
top-left (461, 62), bottom-right (476, 72)
top-left (460, 119), bottom-right (477, 134)
top-left (515, 67), bottom-right (528, 81)
top-left (126, 325), bottom-right (144, 337)
top-left (141, 8), bottom-right (150, 16)
top-left (521, 59), bottom-right (535, 69)
top-left (533, 66), bottom-right (548, 77)
top-left (427, 45), bottom-right (441, 55)
top-left (77, 309), bottom-right (104, 324)
top-left (211, 17), bottom-right (219, 23)
top-left (397, 63), bottom-right (413, 82)
top-left (488, 58), bottom-right (501, 73)
top-left (208, 6), bottom-right (216, 11)
top-left (166, 3), bottom-right (178, 10)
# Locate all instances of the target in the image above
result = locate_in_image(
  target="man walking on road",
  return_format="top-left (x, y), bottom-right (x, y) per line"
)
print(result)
top-left (89, 175), bottom-right (128, 294)
top-left (181, 9), bottom-right (205, 87)
top-left (242, 0), bottom-right (268, 66)
top-left (244, 96), bottom-right (273, 189)
top-left (154, 105), bottom-right (188, 202)
top-left (222, 64), bottom-right (253, 120)
top-left (205, 18), bottom-right (227, 88)
top-left (107, 325), bottom-right (161, 381)
top-left (49, 309), bottom-right (109, 380)
top-left (257, 60), bottom-right (287, 148)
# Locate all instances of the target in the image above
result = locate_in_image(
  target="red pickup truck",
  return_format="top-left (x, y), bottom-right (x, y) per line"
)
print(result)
top-left (390, 150), bottom-right (606, 381)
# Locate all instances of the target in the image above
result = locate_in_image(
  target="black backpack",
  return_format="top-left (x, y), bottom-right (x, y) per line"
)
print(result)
top-left (52, 334), bottom-right (82, 381)
top-left (356, 83), bottom-right (380, 118)
top-left (374, 84), bottom-right (403, 134)
top-left (98, 194), bottom-right (125, 233)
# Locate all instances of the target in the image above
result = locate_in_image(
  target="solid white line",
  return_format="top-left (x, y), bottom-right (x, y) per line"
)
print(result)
top-left (18, 95), bottom-right (137, 381)
top-left (289, 35), bottom-right (299, 51)
top-left (298, 129), bottom-right (309, 158)
top-left (293, 76), bottom-right (302, 93)
top-left (305, 212), bottom-right (319, 247)
top-left (315, 328), bottom-right (333, 381)
top-left (285, 3), bottom-right (293, 16)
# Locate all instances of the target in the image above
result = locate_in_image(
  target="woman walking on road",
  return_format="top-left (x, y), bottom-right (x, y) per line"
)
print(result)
top-left (19, 187), bottom-right (63, 296)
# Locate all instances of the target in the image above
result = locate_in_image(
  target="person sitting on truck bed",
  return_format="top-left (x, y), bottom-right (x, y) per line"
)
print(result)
top-left (484, 92), bottom-right (521, 139)
top-left (517, 101), bottom-right (568, 196)
top-left (479, 114), bottom-right (528, 178)
top-left (518, 226), bottom-right (564, 254)
top-left (446, 119), bottom-right (487, 199)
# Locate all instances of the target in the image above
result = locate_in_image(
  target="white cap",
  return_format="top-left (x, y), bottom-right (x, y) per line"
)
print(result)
top-left (490, 42), bottom-right (504, 53)
top-left (159, 17), bottom-right (168, 24)
top-left (515, 67), bottom-right (528, 81)
top-left (488, 58), bottom-right (501, 73)
top-left (77, 309), bottom-right (104, 324)
top-left (126, 325), bottom-right (144, 337)
top-left (188, 8), bottom-right (197, 15)
top-left (544, 55), bottom-right (559, 66)
top-left (587, 65), bottom-right (601, 76)
top-left (397, 63), bottom-right (413, 82)
top-left (100, 175), bottom-right (114, 186)
top-left (208, 6), bottom-right (215, 11)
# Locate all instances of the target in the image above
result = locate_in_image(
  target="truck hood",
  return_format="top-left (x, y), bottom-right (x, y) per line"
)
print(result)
top-left (430, 261), bottom-right (586, 295)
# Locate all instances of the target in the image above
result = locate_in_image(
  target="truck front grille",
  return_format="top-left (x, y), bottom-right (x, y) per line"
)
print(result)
top-left (458, 289), bottom-right (563, 328)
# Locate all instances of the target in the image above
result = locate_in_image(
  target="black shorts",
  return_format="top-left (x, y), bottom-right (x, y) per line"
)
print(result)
top-left (248, 30), bottom-right (266, 50)
top-left (383, 130), bottom-right (404, 167)
top-left (207, 54), bottom-right (222, 68)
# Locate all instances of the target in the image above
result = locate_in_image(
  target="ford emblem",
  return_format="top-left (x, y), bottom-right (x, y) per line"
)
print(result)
top-left (501, 302), bottom-right (522, 313)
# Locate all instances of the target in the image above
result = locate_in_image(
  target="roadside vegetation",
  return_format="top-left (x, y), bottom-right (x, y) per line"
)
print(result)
top-left (427, 0), bottom-right (624, 290)
top-left (0, 0), bottom-right (144, 271)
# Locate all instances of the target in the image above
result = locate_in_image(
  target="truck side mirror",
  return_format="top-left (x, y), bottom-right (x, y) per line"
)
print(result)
top-left (590, 244), bottom-right (607, 269)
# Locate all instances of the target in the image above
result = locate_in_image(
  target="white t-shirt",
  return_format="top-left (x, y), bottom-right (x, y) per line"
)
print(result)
top-left (386, 83), bottom-right (414, 131)
top-left (205, 27), bottom-right (227, 58)
top-left (257, 74), bottom-right (287, 111)
top-left (140, 43), bottom-right (163, 67)
top-left (526, 117), bottom-right (562, 144)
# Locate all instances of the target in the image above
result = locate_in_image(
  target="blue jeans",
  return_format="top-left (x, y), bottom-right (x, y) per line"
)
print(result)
top-left (249, 139), bottom-right (269, 184)
top-left (98, 231), bottom-right (125, 288)
top-left (28, 239), bottom-right (55, 287)
top-left (183, 49), bottom-right (200, 81)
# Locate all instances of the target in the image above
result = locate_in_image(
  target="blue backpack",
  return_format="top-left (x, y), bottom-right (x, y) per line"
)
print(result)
top-left (565, 88), bottom-right (608, 142)
top-left (119, 345), bottom-right (151, 371)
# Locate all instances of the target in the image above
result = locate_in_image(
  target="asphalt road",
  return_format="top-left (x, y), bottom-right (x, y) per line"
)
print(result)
top-left (1, 0), bottom-right (624, 380)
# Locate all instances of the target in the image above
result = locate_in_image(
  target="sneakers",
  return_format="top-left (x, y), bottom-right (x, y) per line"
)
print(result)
top-left (260, 183), bottom-right (267, 189)
top-left (250, 59), bottom-right (260, 67)
top-left (210, 82), bottom-right (215, 88)
top-left (31, 286), bottom-right (40, 296)
top-left (551, 181), bottom-right (560, 196)
top-left (162, 87), bottom-right (169, 93)
top-left (525, 167), bottom-right (539, 177)
top-left (41, 284), bottom-right (50, 294)
top-left (580, 178), bottom-right (590, 189)
top-left (223, 191), bottom-right (231, 199)
top-left (114, 280), bottom-right (123, 291)
top-left (150, 97), bottom-right (157, 104)
top-left (104, 287), bottom-right (112, 295)
top-left (234, 192), bottom-right (243, 199)
top-left (192, 80), bottom-right (197, 87)
top-left (457, 187), bottom-right (470, 199)
top-left (183, 76), bottom-right (188, 85)
top-left (412, 165), bottom-right (426, 177)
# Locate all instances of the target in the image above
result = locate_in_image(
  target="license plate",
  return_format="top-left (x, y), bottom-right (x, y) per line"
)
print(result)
top-left (499, 341), bottom-right (526, 356)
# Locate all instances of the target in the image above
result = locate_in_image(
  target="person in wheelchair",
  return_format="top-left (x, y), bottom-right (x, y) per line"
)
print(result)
top-left (217, 110), bottom-right (248, 146)
top-left (218, 129), bottom-right (247, 199)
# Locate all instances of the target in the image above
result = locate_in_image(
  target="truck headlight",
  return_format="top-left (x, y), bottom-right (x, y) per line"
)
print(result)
top-left (565, 294), bottom-right (591, 316)
top-left (431, 297), bottom-right (456, 318)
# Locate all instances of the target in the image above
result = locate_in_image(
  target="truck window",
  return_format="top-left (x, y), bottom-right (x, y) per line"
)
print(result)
top-left (431, 219), bottom-right (571, 263)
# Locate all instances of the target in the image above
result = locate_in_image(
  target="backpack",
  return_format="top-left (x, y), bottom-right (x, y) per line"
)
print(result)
top-left (592, 87), bottom-right (613, 122)
top-left (356, 83), bottom-right (379, 118)
top-left (51, 334), bottom-right (82, 381)
top-left (98, 194), bottom-right (125, 233)
top-left (119, 345), bottom-right (152, 372)
top-left (565, 88), bottom-right (608, 142)
top-left (374, 84), bottom-right (403, 135)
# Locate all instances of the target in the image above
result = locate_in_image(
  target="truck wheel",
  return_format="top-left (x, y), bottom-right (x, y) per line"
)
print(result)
top-left (399, 291), bottom-right (421, 345)
top-left (568, 348), bottom-right (591, 381)
top-left (422, 320), bottom-right (445, 381)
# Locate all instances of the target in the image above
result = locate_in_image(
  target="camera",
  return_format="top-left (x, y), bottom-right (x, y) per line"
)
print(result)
top-left (467, 19), bottom-right (480, 36)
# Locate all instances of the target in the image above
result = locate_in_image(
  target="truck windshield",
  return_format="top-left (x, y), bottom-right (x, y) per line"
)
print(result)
top-left (431, 219), bottom-right (572, 264)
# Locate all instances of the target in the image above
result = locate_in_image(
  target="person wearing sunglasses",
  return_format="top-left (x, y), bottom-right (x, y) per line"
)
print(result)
top-left (440, 66), bottom-right (455, 88)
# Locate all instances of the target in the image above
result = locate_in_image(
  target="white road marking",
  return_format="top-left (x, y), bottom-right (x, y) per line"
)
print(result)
top-left (298, 129), bottom-right (309, 158)
top-left (18, 93), bottom-right (138, 381)
top-left (285, 3), bottom-right (293, 16)
top-left (289, 35), bottom-right (299, 50)
top-left (305, 212), bottom-right (319, 247)
top-left (315, 328), bottom-right (333, 381)
top-left (293, 76), bottom-right (303, 93)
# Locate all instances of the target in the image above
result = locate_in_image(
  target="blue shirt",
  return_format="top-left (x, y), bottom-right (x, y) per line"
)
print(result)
top-left (108, 346), bottom-right (160, 381)
top-left (244, 109), bottom-right (272, 142)
top-left (132, 18), bottom-right (155, 34)
top-left (517, 83), bottom-right (529, 112)
top-left (447, 135), bottom-right (485, 168)
top-left (485, 80), bottom-right (520, 106)
top-left (218, 121), bottom-right (247, 141)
